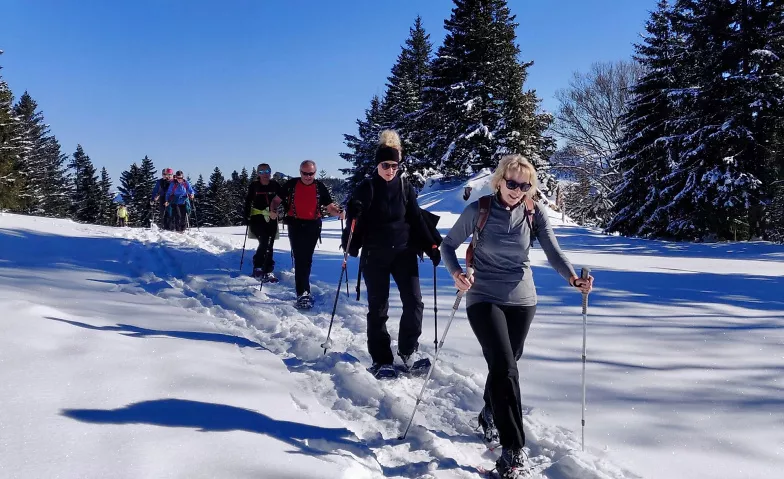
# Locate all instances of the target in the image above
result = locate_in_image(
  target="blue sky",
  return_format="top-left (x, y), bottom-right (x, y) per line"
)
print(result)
top-left (2, 0), bottom-right (656, 183)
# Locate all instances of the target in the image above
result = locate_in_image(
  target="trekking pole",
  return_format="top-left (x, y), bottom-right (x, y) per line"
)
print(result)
top-left (399, 267), bottom-right (473, 440)
top-left (580, 267), bottom-right (591, 452)
top-left (239, 223), bottom-right (249, 273)
top-left (321, 216), bottom-right (357, 355)
top-left (340, 217), bottom-right (350, 298)
top-left (433, 263), bottom-right (438, 353)
top-left (355, 263), bottom-right (362, 300)
top-left (191, 199), bottom-right (201, 232)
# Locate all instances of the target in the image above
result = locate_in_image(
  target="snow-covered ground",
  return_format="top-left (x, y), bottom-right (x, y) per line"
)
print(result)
top-left (1, 172), bottom-right (782, 479)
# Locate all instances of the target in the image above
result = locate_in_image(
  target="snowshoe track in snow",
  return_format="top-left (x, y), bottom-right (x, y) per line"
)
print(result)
top-left (113, 227), bottom-right (635, 479)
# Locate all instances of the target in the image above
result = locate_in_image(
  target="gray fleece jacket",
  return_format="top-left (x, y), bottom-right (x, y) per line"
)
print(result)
top-left (440, 195), bottom-right (576, 307)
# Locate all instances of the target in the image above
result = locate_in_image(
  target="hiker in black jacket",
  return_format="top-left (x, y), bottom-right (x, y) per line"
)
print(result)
top-left (341, 129), bottom-right (442, 379)
top-left (244, 163), bottom-right (284, 283)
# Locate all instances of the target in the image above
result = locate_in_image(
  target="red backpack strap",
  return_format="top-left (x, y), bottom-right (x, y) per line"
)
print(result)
top-left (466, 195), bottom-right (492, 269)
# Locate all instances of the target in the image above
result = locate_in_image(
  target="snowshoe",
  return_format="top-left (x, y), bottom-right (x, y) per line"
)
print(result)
top-left (398, 350), bottom-right (431, 376)
top-left (261, 272), bottom-right (278, 284)
top-left (368, 363), bottom-right (397, 380)
top-left (478, 406), bottom-right (500, 445)
top-left (295, 292), bottom-right (314, 310)
top-left (495, 448), bottom-right (528, 479)
top-left (252, 268), bottom-right (264, 280)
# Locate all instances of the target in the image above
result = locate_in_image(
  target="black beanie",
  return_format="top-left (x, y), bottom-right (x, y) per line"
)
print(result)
top-left (375, 146), bottom-right (401, 164)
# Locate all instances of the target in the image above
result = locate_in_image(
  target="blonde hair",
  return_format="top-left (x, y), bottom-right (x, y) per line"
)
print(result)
top-left (378, 129), bottom-right (402, 151)
top-left (490, 154), bottom-right (538, 199)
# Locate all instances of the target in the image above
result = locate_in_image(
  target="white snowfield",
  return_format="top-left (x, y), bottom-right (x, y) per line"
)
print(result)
top-left (1, 172), bottom-right (783, 479)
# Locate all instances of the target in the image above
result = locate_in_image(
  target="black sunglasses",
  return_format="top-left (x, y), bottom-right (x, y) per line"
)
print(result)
top-left (300, 170), bottom-right (316, 177)
top-left (380, 162), bottom-right (399, 171)
top-left (505, 179), bottom-right (532, 192)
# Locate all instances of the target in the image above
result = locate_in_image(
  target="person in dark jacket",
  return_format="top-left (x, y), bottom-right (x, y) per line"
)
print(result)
top-left (151, 168), bottom-right (174, 230)
top-left (164, 170), bottom-right (195, 233)
top-left (342, 129), bottom-right (441, 379)
top-left (244, 163), bottom-right (283, 283)
top-left (440, 154), bottom-right (593, 478)
top-left (279, 160), bottom-right (343, 309)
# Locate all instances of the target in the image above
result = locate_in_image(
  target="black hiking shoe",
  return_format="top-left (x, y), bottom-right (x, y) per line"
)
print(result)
top-left (368, 363), bottom-right (397, 379)
top-left (495, 447), bottom-right (527, 478)
top-left (398, 350), bottom-right (431, 375)
top-left (478, 406), bottom-right (500, 444)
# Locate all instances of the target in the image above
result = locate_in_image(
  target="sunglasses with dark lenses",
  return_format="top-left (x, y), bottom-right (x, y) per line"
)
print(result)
top-left (380, 162), bottom-right (399, 171)
top-left (505, 179), bottom-right (532, 192)
top-left (258, 169), bottom-right (271, 174)
top-left (300, 171), bottom-right (316, 177)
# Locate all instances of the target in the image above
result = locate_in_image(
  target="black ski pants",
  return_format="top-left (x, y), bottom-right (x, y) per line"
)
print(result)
top-left (467, 302), bottom-right (536, 450)
top-left (250, 218), bottom-right (277, 273)
top-left (362, 247), bottom-right (424, 365)
top-left (288, 219), bottom-right (321, 296)
top-left (158, 203), bottom-right (172, 230)
top-left (172, 203), bottom-right (188, 232)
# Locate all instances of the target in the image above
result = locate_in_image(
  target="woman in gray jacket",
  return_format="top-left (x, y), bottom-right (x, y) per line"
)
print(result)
top-left (440, 154), bottom-right (593, 478)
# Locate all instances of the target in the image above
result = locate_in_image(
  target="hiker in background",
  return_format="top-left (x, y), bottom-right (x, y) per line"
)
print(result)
top-left (341, 129), bottom-right (441, 379)
top-left (164, 170), bottom-right (194, 233)
top-left (244, 163), bottom-right (283, 283)
top-left (116, 203), bottom-right (128, 227)
top-left (440, 154), bottom-right (593, 479)
top-left (151, 168), bottom-right (174, 230)
top-left (279, 160), bottom-right (343, 309)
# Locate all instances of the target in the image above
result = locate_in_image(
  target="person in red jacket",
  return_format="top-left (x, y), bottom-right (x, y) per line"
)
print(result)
top-left (278, 160), bottom-right (343, 309)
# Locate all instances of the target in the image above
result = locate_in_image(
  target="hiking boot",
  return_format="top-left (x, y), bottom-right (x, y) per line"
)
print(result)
top-left (398, 349), bottom-right (431, 374)
top-left (296, 292), bottom-right (313, 309)
top-left (261, 272), bottom-right (278, 284)
top-left (495, 447), bottom-right (527, 478)
top-left (252, 268), bottom-right (264, 280)
top-left (478, 406), bottom-right (499, 444)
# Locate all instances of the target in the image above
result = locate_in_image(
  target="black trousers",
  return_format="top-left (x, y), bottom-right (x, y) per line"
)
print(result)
top-left (172, 203), bottom-right (188, 232)
top-left (362, 247), bottom-right (424, 365)
top-left (467, 302), bottom-right (536, 450)
top-left (158, 203), bottom-right (172, 230)
top-left (288, 219), bottom-right (321, 296)
top-left (250, 218), bottom-right (277, 273)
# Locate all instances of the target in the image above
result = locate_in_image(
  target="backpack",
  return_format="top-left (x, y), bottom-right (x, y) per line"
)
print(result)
top-left (465, 195), bottom-right (536, 269)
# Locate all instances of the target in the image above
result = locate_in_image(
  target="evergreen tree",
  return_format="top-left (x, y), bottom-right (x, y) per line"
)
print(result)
top-left (203, 167), bottom-right (232, 227)
top-left (608, 0), bottom-right (683, 236)
top-left (417, 0), bottom-right (552, 180)
top-left (340, 95), bottom-right (387, 192)
top-left (118, 163), bottom-right (142, 225)
top-left (13, 92), bottom-right (50, 215)
top-left (134, 156), bottom-right (157, 226)
top-left (98, 167), bottom-right (114, 225)
top-left (40, 135), bottom-right (71, 218)
top-left (384, 16), bottom-right (434, 183)
top-left (193, 174), bottom-right (206, 201)
top-left (69, 145), bottom-right (101, 223)
top-left (0, 61), bottom-right (22, 210)
top-left (227, 169), bottom-right (250, 226)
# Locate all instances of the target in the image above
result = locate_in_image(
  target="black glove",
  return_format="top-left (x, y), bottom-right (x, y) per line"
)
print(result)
top-left (427, 245), bottom-right (441, 267)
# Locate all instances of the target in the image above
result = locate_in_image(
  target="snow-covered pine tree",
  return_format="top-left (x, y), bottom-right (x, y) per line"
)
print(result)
top-left (69, 145), bottom-right (101, 223)
top-left (193, 174), bottom-right (206, 202)
top-left (98, 167), bottom-right (114, 225)
top-left (608, 0), bottom-right (682, 236)
top-left (39, 135), bottom-right (71, 218)
top-left (650, 0), bottom-right (784, 240)
top-left (384, 16), bottom-right (434, 184)
top-left (418, 0), bottom-right (551, 179)
top-left (13, 92), bottom-right (50, 215)
top-left (228, 169), bottom-right (250, 226)
top-left (0, 63), bottom-right (22, 210)
top-left (340, 95), bottom-right (388, 192)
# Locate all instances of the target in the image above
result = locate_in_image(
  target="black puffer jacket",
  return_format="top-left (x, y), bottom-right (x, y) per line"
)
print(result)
top-left (342, 173), bottom-right (441, 256)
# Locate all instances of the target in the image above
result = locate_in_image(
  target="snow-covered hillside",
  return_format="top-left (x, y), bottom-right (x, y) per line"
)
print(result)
top-left (1, 173), bottom-right (782, 479)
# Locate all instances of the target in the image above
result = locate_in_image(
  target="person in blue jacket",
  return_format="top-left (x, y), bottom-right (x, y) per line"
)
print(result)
top-left (164, 170), bottom-right (195, 232)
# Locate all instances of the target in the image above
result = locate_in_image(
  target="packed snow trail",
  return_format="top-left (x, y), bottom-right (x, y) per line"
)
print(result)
top-left (108, 221), bottom-right (638, 479)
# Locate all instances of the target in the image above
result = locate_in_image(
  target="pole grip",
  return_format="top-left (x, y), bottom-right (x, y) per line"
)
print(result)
top-left (580, 267), bottom-right (591, 280)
